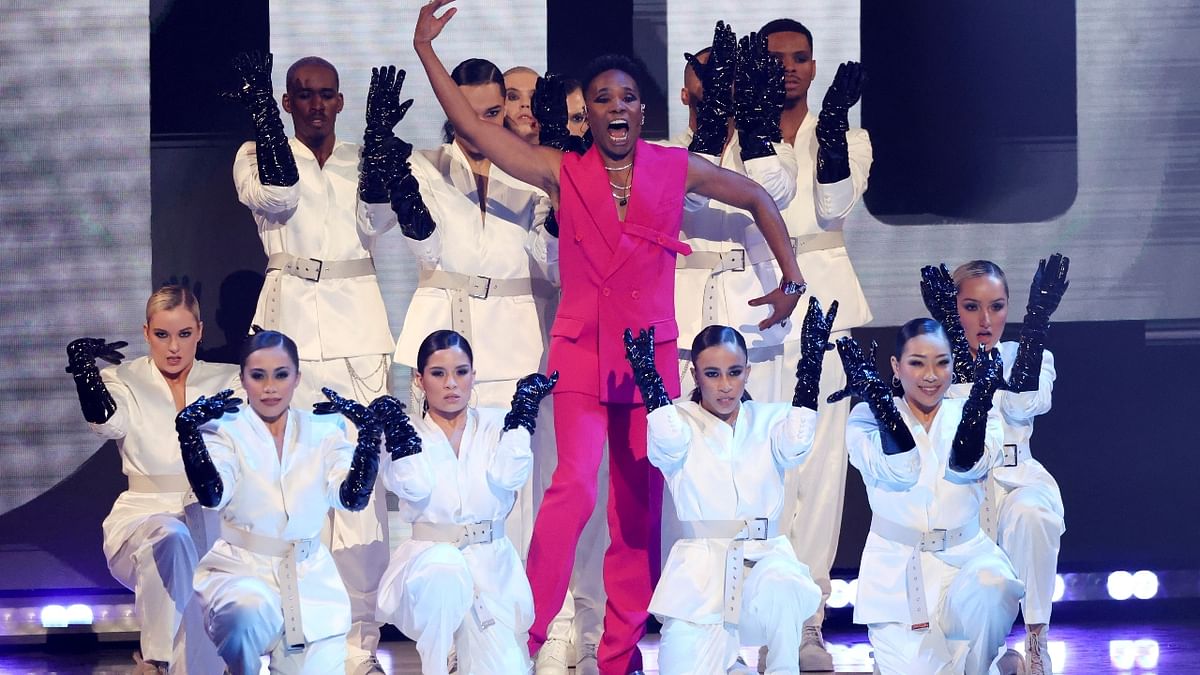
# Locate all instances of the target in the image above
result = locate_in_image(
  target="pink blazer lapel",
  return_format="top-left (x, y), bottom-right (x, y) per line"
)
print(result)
top-left (562, 147), bottom-right (622, 255)
top-left (602, 140), bottom-right (686, 277)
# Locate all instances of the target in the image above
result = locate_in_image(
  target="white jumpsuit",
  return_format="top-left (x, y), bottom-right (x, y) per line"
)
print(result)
top-left (92, 356), bottom-right (236, 672)
top-left (946, 343), bottom-right (1063, 626)
top-left (234, 137), bottom-right (397, 664)
top-left (647, 400), bottom-right (823, 675)
top-left (671, 121), bottom-right (873, 622)
top-left (847, 397), bottom-right (1024, 675)
top-left (194, 406), bottom-right (356, 675)
top-left (376, 407), bottom-right (534, 675)
top-left (376, 141), bottom-right (557, 565)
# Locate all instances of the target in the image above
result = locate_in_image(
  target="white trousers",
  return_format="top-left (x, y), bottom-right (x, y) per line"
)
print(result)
top-left (990, 479), bottom-right (1065, 625)
top-left (677, 332), bottom-right (851, 625)
top-left (203, 575), bottom-right (347, 675)
top-left (107, 512), bottom-right (223, 672)
top-left (867, 554), bottom-right (1023, 675)
top-left (377, 544), bottom-right (531, 675)
top-left (298, 355), bottom-right (391, 664)
top-left (657, 553), bottom-right (822, 675)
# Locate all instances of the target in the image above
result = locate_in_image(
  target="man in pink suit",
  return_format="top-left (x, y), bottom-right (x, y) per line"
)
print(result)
top-left (415, 4), bottom-right (808, 672)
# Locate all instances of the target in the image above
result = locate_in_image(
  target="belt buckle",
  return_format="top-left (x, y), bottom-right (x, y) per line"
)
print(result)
top-left (465, 521), bottom-right (493, 545)
top-left (293, 257), bottom-right (322, 282)
top-left (921, 529), bottom-right (947, 553)
top-left (723, 249), bottom-right (746, 272)
top-left (469, 275), bottom-right (492, 299)
top-left (748, 517), bottom-right (770, 541)
top-left (1003, 444), bottom-right (1020, 467)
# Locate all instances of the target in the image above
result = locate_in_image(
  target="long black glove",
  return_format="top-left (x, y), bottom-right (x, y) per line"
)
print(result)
top-left (504, 371), bottom-right (559, 433)
top-left (828, 337), bottom-right (916, 455)
top-left (793, 298), bottom-right (838, 411)
top-left (176, 389), bottom-right (242, 507)
top-left (65, 338), bottom-right (127, 424)
top-left (1008, 253), bottom-right (1070, 393)
top-left (949, 347), bottom-right (1005, 472)
top-left (366, 395), bottom-right (423, 460)
top-left (360, 65), bottom-right (414, 204)
top-left (224, 51), bottom-right (298, 187)
top-left (815, 61), bottom-right (865, 184)
top-left (735, 31), bottom-right (785, 161)
top-left (688, 21), bottom-right (737, 157)
top-left (533, 73), bottom-right (590, 155)
top-left (388, 157), bottom-right (436, 240)
top-left (314, 387), bottom-right (383, 511)
top-left (920, 263), bottom-right (977, 384)
top-left (623, 327), bottom-right (671, 413)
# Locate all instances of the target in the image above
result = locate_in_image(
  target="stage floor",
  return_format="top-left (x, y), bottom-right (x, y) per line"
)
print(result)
top-left (0, 618), bottom-right (1194, 673)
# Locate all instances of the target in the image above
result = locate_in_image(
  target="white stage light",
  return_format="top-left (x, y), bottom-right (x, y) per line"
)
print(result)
top-left (65, 604), bottom-right (93, 625)
top-left (1052, 573), bottom-right (1065, 602)
top-left (39, 605), bottom-right (67, 629)
top-left (828, 579), bottom-right (852, 609)
top-left (1132, 570), bottom-right (1159, 600)
top-left (1106, 571), bottom-right (1134, 600)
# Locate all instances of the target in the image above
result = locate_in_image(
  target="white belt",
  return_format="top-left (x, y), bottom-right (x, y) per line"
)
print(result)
top-left (677, 232), bottom-right (844, 326)
top-left (680, 518), bottom-right (778, 626)
top-left (261, 253), bottom-right (377, 333)
top-left (980, 443), bottom-right (1033, 539)
top-left (127, 473), bottom-right (191, 493)
top-left (221, 523), bottom-right (319, 652)
top-left (869, 516), bottom-right (979, 631)
top-left (418, 269), bottom-right (555, 344)
top-left (410, 519), bottom-right (506, 630)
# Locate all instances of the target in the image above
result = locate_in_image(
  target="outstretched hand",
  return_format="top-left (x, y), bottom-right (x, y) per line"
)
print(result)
top-left (66, 338), bottom-right (128, 373)
top-left (623, 327), bottom-right (656, 369)
top-left (366, 65), bottom-right (414, 133)
top-left (820, 61), bottom-right (865, 117)
top-left (826, 337), bottom-right (880, 404)
top-left (748, 287), bottom-right (801, 330)
top-left (414, 0), bottom-right (458, 45)
top-left (177, 389), bottom-right (242, 429)
top-left (314, 387), bottom-right (377, 430)
top-left (222, 51), bottom-right (275, 105)
top-left (1027, 253), bottom-right (1070, 318)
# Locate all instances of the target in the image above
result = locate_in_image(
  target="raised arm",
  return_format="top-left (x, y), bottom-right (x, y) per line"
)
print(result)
top-left (413, 0), bottom-right (562, 197)
top-left (685, 155), bottom-right (805, 328)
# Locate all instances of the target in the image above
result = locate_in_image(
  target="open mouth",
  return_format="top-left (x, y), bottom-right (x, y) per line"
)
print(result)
top-left (607, 119), bottom-right (630, 142)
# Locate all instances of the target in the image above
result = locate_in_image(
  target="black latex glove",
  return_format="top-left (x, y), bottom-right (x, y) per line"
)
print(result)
top-left (827, 337), bottom-right (916, 455)
top-left (735, 31), bottom-right (785, 161)
top-left (388, 160), bottom-right (437, 240)
top-left (793, 298), bottom-right (838, 411)
top-left (533, 73), bottom-right (590, 155)
top-left (367, 395), bottom-right (422, 460)
top-left (314, 387), bottom-right (383, 511)
top-left (1008, 253), bottom-right (1070, 393)
top-left (360, 65), bottom-right (415, 203)
top-left (949, 347), bottom-right (1004, 472)
top-left (920, 263), bottom-right (976, 384)
top-left (65, 338), bottom-right (128, 424)
top-left (689, 20), bottom-right (737, 157)
top-left (623, 327), bottom-right (671, 413)
top-left (815, 61), bottom-right (865, 184)
top-left (504, 371), bottom-right (559, 434)
top-left (176, 389), bottom-right (242, 507)
top-left (223, 51), bottom-right (298, 187)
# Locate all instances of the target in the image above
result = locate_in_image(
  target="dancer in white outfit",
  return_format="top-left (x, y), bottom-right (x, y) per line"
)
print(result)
top-left (921, 256), bottom-right (1070, 675)
top-left (226, 52), bottom-right (397, 673)
top-left (376, 330), bottom-right (556, 675)
top-left (633, 299), bottom-right (835, 675)
top-left (178, 330), bottom-right (401, 675)
top-left (839, 320), bottom-right (1025, 675)
top-left (67, 285), bottom-right (232, 674)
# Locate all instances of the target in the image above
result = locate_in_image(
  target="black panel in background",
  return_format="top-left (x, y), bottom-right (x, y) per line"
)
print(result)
top-left (861, 1), bottom-right (1078, 224)
top-left (547, 0), bottom-right (669, 140)
top-left (150, 0), bottom-right (268, 136)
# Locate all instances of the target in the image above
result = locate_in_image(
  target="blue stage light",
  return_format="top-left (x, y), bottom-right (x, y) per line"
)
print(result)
top-left (1106, 571), bottom-right (1134, 600)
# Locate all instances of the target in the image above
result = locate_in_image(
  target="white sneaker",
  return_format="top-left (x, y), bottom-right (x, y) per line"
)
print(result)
top-left (798, 625), bottom-right (835, 671)
top-left (350, 655), bottom-right (387, 675)
top-left (535, 638), bottom-right (572, 675)
top-left (1025, 630), bottom-right (1051, 675)
top-left (576, 642), bottom-right (599, 675)
top-left (997, 648), bottom-right (1027, 675)
top-left (447, 646), bottom-right (458, 674)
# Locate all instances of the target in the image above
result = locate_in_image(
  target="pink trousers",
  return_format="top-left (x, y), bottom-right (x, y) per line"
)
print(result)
top-left (526, 391), bottom-right (663, 675)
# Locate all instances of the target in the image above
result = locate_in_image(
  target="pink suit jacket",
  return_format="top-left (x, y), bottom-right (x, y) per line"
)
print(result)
top-left (548, 139), bottom-right (693, 404)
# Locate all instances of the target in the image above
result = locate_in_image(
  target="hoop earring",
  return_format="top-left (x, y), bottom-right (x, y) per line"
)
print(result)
top-left (891, 376), bottom-right (904, 396)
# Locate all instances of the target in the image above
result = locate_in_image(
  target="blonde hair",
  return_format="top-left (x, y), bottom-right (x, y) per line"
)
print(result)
top-left (951, 260), bottom-right (1009, 298)
top-left (145, 284), bottom-right (201, 324)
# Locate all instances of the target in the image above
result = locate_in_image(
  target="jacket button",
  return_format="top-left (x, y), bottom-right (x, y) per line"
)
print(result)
top-left (657, 235), bottom-right (665, 244)
top-left (603, 287), bottom-right (611, 297)
top-left (631, 290), bottom-right (640, 299)
top-left (574, 233), bottom-right (582, 242)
